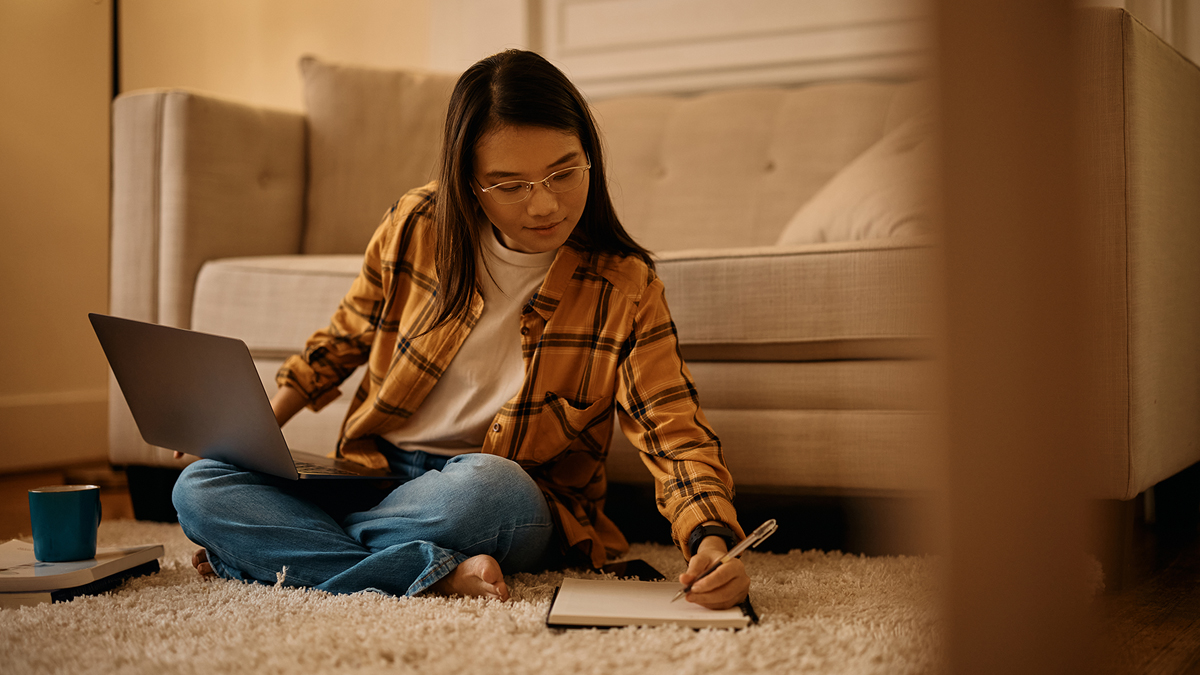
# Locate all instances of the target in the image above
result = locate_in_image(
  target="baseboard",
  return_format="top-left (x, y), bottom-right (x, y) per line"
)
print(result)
top-left (0, 390), bottom-right (107, 473)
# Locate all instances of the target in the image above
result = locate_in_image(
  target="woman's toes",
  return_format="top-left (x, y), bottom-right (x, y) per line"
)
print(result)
top-left (429, 554), bottom-right (508, 600)
top-left (192, 548), bottom-right (216, 579)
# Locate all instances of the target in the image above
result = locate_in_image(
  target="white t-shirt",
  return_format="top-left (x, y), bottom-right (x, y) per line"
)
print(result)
top-left (381, 228), bottom-right (555, 455)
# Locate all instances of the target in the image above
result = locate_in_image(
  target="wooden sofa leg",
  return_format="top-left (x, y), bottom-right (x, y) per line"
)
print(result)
top-left (1093, 462), bottom-right (1200, 594)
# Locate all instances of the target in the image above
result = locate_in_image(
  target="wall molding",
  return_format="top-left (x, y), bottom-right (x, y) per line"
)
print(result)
top-left (429, 0), bottom-right (934, 97)
top-left (539, 0), bottom-right (933, 98)
top-left (0, 388), bottom-right (108, 410)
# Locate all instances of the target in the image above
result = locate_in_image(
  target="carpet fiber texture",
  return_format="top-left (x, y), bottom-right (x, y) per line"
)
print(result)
top-left (1, 520), bottom-right (945, 674)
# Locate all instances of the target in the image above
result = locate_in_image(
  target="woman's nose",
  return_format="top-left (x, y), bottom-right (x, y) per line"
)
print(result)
top-left (526, 183), bottom-right (558, 216)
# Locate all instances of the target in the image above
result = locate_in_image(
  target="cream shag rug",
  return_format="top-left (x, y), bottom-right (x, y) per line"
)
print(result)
top-left (0, 520), bottom-right (945, 674)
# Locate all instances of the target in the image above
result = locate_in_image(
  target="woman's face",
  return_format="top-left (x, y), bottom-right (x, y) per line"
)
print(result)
top-left (471, 124), bottom-right (589, 254)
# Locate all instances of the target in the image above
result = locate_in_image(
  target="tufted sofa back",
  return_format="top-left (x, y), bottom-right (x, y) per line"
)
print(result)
top-left (298, 56), bottom-right (929, 256)
top-left (593, 81), bottom-right (928, 252)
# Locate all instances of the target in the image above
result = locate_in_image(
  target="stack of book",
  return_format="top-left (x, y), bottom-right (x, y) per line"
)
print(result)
top-left (0, 539), bottom-right (164, 609)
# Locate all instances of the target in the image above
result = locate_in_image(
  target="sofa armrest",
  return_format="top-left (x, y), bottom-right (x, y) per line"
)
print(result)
top-left (111, 89), bottom-right (306, 328)
top-left (1079, 9), bottom-right (1200, 499)
top-left (109, 90), bottom-right (306, 467)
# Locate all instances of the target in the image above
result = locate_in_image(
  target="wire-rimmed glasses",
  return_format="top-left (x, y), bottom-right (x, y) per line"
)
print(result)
top-left (475, 162), bottom-right (591, 205)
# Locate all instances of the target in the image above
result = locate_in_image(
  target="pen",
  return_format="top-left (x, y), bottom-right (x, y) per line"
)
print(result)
top-left (671, 519), bottom-right (778, 602)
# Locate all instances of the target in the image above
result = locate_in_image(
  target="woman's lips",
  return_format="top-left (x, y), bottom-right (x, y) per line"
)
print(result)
top-left (526, 220), bottom-right (562, 235)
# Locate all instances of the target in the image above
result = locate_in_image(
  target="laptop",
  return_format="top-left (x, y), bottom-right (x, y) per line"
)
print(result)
top-left (89, 313), bottom-right (404, 481)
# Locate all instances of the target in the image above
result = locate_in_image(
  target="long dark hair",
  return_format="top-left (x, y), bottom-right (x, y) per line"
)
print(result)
top-left (430, 49), bottom-right (652, 331)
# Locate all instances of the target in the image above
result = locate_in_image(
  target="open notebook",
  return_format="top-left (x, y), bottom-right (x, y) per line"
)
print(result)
top-left (546, 578), bottom-right (755, 629)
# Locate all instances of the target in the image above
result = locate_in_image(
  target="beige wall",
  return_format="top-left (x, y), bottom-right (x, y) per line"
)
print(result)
top-left (120, 0), bottom-right (433, 111)
top-left (1126, 0), bottom-right (1200, 62)
top-left (0, 1), bottom-right (113, 472)
top-left (0, 1), bottom-right (434, 474)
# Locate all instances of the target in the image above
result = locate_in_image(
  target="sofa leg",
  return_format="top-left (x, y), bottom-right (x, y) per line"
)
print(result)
top-left (1093, 461), bottom-right (1200, 593)
top-left (124, 465), bottom-right (183, 523)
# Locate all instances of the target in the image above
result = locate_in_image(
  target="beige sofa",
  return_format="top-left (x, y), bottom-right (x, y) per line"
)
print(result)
top-left (108, 9), bottom-right (1200, 511)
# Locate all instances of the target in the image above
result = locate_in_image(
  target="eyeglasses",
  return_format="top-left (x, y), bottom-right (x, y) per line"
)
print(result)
top-left (475, 163), bottom-right (591, 205)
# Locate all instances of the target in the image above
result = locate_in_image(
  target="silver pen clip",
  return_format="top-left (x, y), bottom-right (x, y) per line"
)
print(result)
top-left (734, 519), bottom-right (778, 556)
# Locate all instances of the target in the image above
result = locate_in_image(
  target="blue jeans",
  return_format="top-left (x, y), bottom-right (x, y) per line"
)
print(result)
top-left (171, 449), bottom-right (556, 597)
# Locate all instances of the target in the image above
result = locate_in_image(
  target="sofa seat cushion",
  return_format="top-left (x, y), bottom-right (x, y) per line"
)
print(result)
top-left (658, 239), bottom-right (937, 362)
top-left (193, 236), bottom-right (937, 364)
top-left (191, 255), bottom-right (362, 356)
top-left (610, 408), bottom-right (941, 492)
top-left (609, 359), bottom-right (941, 492)
top-left (687, 360), bottom-right (935, 411)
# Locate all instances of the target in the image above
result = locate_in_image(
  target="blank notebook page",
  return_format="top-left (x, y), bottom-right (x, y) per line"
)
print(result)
top-left (547, 578), bottom-right (750, 629)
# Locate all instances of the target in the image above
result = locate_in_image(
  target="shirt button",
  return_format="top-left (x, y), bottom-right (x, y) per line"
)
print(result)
top-left (520, 327), bottom-right (529, 336)
top-left (492, 423), bottom-right (502, 433)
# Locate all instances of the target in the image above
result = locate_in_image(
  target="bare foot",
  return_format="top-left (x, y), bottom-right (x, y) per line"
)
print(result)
top-left (192, 548), bottom-right (217, 579)
top-left (428, 554), bottom-right (509, 601)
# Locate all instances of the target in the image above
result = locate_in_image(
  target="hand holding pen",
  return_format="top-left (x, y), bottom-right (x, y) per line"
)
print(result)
top-left (672, 519), bottom-right (778, 603)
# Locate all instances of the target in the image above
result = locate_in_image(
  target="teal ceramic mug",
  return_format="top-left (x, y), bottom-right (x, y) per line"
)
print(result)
top-left (28, 485), bottom-right (103, 562)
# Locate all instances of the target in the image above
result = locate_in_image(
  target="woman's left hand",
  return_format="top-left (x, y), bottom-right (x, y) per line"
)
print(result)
top-left (678, 536), bottom-right (751, 610)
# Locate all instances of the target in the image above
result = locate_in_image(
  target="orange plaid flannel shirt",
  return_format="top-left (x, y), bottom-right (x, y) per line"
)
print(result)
top-left (277, 184), bottom-right (743, 567)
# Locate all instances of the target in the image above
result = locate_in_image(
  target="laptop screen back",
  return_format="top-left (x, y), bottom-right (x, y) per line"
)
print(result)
top-left (89, 314), bottom-right (299, 479)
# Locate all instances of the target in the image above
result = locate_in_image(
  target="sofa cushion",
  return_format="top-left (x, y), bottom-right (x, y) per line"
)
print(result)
top-left (657, 239), bottom-right (937, 362)
top-left (194, 237), bottom-right (936, 365)
top-left (777, 113), bottom-right (938, 245)
top-left (301, 56), bottom-right (456, 256)
top-left (638, 361), bottom-right (942, 492)
top-left (686, 359), bottom-right (936, 412)
top-left (594, 82), bottom-right (916, 253)
top-left (300, 53), bottom-right (929, 257)
top-left (608, 408), bottom-right (942, 492)
top-left (191, 255), bottom-right (361, 356)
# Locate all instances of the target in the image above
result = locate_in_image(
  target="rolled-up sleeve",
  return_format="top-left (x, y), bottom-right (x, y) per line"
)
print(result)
top-left (275, 209), bottom-right (396, 411)
top-left (614, 276), bottom-right (745, 557)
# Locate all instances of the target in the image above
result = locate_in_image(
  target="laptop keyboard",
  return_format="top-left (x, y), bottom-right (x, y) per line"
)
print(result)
top-left (293, 461), bottom-right (364, 476)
